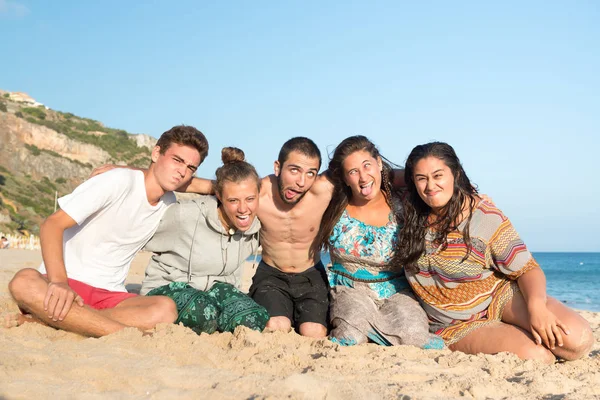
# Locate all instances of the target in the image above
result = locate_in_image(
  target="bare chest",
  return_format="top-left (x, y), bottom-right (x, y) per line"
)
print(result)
top-left (258, 198), bottom-right (328, 242)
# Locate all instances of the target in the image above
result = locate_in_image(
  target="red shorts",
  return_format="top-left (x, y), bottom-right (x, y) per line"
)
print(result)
top-left (65, 278), bottom-right (138, 310)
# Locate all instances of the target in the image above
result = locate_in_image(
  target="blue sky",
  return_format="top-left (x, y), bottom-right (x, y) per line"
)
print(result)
top-left (1, 1), bottom-right (598, 251)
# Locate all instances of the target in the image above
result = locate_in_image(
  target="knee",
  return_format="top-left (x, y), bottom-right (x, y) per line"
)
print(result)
top-left (265, 316), bottom-right (292, 332)
top-left (150, 296), bottom-right (178, 325)
top-left (517, 344), bottom-right (556, 363)
top-left (9, 268), bottom-right (42, 303)
top-left (299, 322), bottom-right (327, 338)
top-left (560, 323), bottom-right (595, 360)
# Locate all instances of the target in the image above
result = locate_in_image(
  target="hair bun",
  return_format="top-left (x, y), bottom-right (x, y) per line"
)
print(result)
top-left (221, 147), bottom-right (245, 164)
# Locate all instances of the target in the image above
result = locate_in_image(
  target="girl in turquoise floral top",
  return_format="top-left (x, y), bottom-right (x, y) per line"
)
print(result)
top-left (317, 136), bottom-right (443, 348)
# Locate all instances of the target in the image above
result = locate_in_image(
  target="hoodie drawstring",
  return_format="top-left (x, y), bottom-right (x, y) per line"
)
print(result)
top-left (187, 201), bottom-right (206, 283)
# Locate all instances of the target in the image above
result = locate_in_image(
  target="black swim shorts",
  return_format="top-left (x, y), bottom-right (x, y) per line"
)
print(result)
top-left (249, 260), bottom-right (329, 328)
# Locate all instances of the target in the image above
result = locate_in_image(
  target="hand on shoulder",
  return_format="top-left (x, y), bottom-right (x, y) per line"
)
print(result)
top-left (89, 164), bottom-right (143, 180)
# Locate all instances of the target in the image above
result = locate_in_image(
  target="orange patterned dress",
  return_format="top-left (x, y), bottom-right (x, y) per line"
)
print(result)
top-left (405, 200), bottom-right (540, 344)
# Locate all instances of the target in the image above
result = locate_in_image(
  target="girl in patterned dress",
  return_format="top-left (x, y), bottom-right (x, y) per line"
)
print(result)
top-left (317, 136), bottom-right (443, 348)
top-left (396, 141), bottom-right (593, 362)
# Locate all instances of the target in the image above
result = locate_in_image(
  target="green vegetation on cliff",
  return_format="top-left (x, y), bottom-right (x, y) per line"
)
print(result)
top-left (0, 93), bottom-right (155, 235)
top-left (0, 166), bottom-right (62, 234)
top-left (15, 106), bottom-right (151, 168)
top-left (21, 106), bottom-right (47, 120)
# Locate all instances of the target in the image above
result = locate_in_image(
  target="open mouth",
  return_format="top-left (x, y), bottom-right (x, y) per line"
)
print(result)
top-left (359, 181), bottom-right (374, 196)
top-left (235, 214), bottom-right (251, 228)
top-left (284, 189), bottom-right (302, 200)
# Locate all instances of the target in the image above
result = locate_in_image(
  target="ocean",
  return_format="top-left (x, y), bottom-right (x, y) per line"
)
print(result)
top-left (319, 251), bottom-right (600, 312)
top-left (535, 252), bottom-right (600, 312)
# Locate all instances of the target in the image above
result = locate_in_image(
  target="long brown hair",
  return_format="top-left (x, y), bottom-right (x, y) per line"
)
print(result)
top-left (395, 142), bottom-right (478, 272)
top-left (315, 135), bottom-right (397, 254)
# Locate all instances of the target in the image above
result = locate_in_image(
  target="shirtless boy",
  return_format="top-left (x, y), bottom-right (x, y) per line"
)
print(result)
top-left (245, 138), bottom-right (334, 338)
top-left (7, 125), bottom-right (208, 337)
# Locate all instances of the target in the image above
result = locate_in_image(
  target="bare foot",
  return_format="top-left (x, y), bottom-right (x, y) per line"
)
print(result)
top-left (2, 311), bottom-right (36, 328)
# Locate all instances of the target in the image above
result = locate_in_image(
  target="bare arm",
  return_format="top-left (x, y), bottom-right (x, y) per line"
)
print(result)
top-left (517, 267), bottom-right (569, 349)
top-left (309, 171), bottom-right (335, 196)
top-left (89, 164), bottom-right (142, 178)
top-left (89, 164), bottom-right (215, 194)
top-left (40, 210), bottom-right (84, 321)
top-left (517, 267), bottom-right (548, 308)
top-left (180, 176), bottom-right (215, 194)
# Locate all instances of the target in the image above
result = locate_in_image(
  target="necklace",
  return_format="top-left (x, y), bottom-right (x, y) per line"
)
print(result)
top-left (217, 207), bottom-right (236, 236)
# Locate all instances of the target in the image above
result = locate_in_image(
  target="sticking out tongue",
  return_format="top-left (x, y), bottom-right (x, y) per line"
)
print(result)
top-left (236, 216), bottom-right (250, 228)
top-left (285, 190), bottom-right (297, 200)
top-left (360, 183), bottom-right (373, 196)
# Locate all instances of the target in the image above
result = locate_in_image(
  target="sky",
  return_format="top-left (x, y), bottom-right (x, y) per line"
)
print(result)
top-left (1, 1), bottom-right (599, 252)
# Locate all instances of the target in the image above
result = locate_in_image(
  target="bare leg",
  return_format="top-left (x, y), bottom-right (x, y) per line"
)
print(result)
top-left (265, 316), bottom-right (292, 332)
top-left (98, 295), bottom-right (177, 331)
top-left (449, 321), bottom-right (556, 363)
top-left (299, 322), bottom-right (327, 338)
top-left (9, 268), bottom-right (175, 337)
top-left (265, 316), bottom-right (326, 337)
top-left (502, 292), bottom-right (594, 360)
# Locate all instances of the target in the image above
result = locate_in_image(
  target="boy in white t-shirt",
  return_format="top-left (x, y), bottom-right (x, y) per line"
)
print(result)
top-left (7, 125), bottom-right (209, 337)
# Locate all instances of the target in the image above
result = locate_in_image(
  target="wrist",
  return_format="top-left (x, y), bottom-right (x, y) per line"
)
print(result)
top-left (48, 276), bottom-right (68, 285)
top-left (526, 295), bottom-right (546, 310)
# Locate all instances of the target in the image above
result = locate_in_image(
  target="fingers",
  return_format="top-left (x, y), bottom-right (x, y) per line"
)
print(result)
top-left (538, 328), bottom-right (551, 348)
top-left (551, 324), bottom-right (563, 348)
top-left (557, 320), bottom-right (571, 335)
top-left (46, 288), bottom-right (60, 320)
top-left (89, 168), bottom-right (102, 178)
top-left (43, 286), bottom-right (53, 310)
top-left (533, 322), bottom-right (567, 350)
top-left (545, 327), bottom-right (556, 350)
top-left (75, 295), bottom-right (85, 307)
top-left (89, 164), bottom-right (114, 179)
top-left (57, 293), bottom-right (75, 321)
top-left (49, 289), bottom-right (67, 321)
top-left (44, 283), bottom-right (81, 322)
top-left (531, 329), bottom-right (542, 346)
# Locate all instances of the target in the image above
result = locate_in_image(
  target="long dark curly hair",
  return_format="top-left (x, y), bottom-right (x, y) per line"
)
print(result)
top-left (395, 142), bottom-right (478, 272)
top-left (314, 135), bottom-right (398, 255)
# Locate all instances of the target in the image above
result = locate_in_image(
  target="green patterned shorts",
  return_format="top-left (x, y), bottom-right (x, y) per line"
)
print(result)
top-left (147, 281), bottom-right (269, 334)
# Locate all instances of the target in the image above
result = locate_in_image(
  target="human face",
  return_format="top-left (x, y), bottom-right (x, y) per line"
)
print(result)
top-left (342, 150), bottom-right (383, 204)
top-left (274, 151), bottom-right (320, 204)
top-left (412, 156), bottom-right (455, 214)
top-left (217, 178), bottom-right (259, 232)
top-left (152, 143), bottom-right (201, 192)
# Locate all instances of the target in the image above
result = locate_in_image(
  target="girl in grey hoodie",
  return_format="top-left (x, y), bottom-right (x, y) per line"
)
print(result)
top-left (142, 148), bottom-right (268, 334)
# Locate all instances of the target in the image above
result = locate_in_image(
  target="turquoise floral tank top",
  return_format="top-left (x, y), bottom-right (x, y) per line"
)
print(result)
top-left (328, 209), bottom-right (408, 299)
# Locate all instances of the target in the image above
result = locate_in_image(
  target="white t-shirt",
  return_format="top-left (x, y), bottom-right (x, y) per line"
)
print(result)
top-left (39, 169), bottom-right (176, 292)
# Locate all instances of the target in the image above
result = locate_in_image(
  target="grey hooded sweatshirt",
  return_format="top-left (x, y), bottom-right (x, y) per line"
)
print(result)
top-left (140, 195), bottom-right (261, 295)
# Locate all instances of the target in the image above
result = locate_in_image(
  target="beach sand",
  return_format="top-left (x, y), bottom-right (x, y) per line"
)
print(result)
top-left (1, 249), bottom-right (598, 400)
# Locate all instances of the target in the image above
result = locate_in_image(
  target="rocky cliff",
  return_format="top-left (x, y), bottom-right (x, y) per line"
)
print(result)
top-left (0, 89), bottom-right (156, 235)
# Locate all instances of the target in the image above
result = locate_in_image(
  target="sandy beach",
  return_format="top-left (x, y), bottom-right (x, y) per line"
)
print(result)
top-left (0, 249), bottom-right (598, 400)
